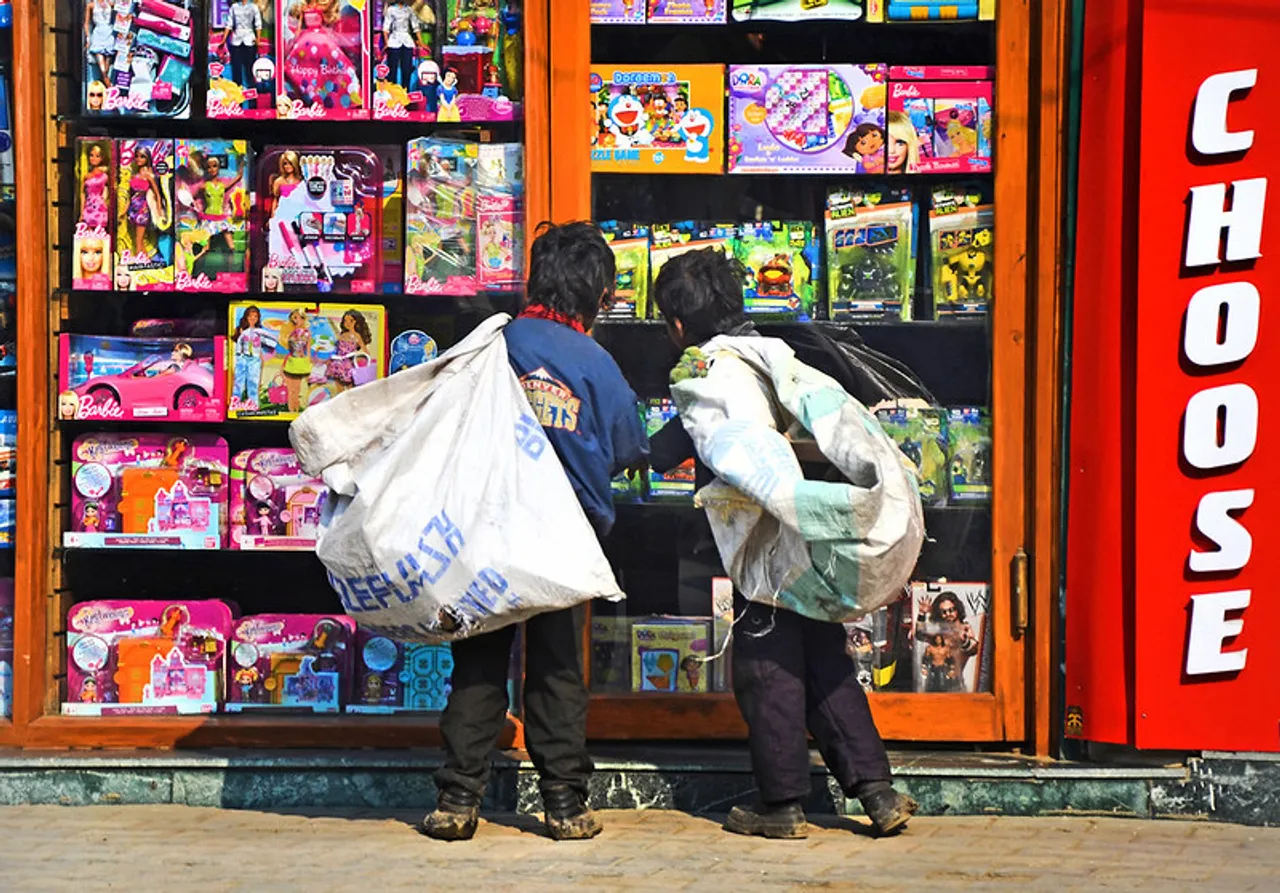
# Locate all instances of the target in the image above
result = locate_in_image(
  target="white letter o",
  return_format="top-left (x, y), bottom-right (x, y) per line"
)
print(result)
top-left (1183, 384), bottom-right (1258, 470)
top-left (1184, 282), bottom-right (1260, 367)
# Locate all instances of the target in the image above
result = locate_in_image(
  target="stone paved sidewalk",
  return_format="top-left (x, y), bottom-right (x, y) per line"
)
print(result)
top-left (1, 806), bottom-right (1277, 891)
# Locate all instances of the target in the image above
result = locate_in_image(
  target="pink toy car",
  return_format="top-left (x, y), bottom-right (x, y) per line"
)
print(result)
top-left (58, 335), bottom-right (229, 422)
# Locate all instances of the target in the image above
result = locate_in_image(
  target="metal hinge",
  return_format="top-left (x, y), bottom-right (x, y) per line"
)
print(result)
top-left (1012, 547), bottom-right (1029, 638)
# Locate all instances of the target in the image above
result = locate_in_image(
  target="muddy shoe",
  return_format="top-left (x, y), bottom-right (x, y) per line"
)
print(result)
top-left (724, 801), bottom-right (809, 840)
top-left (543, 786), bottom-right (604, 841)
top-left (419, 785), bottom-right (481, 841)
top-left (860, 788), bottom-right (918, 836)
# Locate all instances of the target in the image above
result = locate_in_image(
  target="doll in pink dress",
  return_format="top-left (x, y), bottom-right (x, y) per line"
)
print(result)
top-left (282, 0), bottom-right (364, 114)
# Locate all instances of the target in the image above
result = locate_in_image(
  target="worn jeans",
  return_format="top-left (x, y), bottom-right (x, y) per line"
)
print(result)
top-left (436, 604), bottom-right (593, 802)
top-left (732, 592), bottom-right (892, 804)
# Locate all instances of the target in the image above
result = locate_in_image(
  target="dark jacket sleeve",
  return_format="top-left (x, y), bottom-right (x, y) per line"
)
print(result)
top-left (609, 393), bottom-right (650, 477)
top-left (648, 413), bottom-right (695, 474)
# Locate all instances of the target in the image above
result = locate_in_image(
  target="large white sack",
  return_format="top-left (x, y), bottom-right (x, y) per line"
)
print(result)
top-left (671, 336), bottom-right (924, 623)
top-left (289, 314), bottom-right (623, 642)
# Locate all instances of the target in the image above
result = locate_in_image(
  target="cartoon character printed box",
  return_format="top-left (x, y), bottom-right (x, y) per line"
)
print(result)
top-left (174, 139), bottom-right (252, 292)
top-left (83, 0), bottom-right (197, 118)
top-left (207, 0), bottom-right (278, 118)
top-left (438, 0), bottom-right (522, 122)
top-left (735, 220), bottom-right (819, 319)
top-left (727, 64), bottom-right (888, 174)
top-left (226, 614), bottom-right (356, 712)
top-left (65, 433), bottom-right (229, 550)
top-left (591, 65), bottom-right (725, 174)
top-left (631, 618), bottom-right (709, 693)
top-left (227, 301), bottom-right (387, 420)
top-left (63, 600), bottom-right (234, 715)
top-left (255, 147), bottom-right (383, 294)
top-left (58, 334), bottom-right (228, 423)
top-left (592, 0), bottom-right (645, 24)
top-left (732, 0), bottom-right (863, 21)
top-left (887, 69), bottom-right (993, 174)
top-left (346, 629), bottom-right (454, 713)
top-left (599, 221), bottom-right (650, 320)
top-left (910, 582), bottom-right (991, 694)
top-left (647, 0), bottom-right (725, 23)
top-left (229, 448), bottom-right (327, 550)
top-left (277, 0), bottom-right (369, 119)
top-left (825, 185), bottom-right (916, 320)
top-left (875, 405), bottom-right (948, 506)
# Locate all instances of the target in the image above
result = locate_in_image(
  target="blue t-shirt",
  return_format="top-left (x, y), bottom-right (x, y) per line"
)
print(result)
top-left (504, 317), bottom-right (648, 537)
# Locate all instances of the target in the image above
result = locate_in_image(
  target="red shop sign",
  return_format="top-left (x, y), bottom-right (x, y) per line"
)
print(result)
top-left (1070, 0), bottom-right (1280, 752)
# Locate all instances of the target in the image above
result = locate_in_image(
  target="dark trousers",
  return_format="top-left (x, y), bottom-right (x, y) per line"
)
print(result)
top-left (387, 46), bottom-right (416, 88)
top-left (732, 592), bottom-right (892, 804)
top-left (229, 43), bottom-right (257, 89)
top-left (437, 605), bottom-right (593, 802)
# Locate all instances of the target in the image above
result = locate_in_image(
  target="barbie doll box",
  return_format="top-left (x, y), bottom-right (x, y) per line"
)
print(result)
top-left (115, 138), bottom-right (176, 291)
top-left (631, 618), bottom-right (710, 693)
top-left (277, 0), bottom-right (370, 119)
top-left (591, 65), bottom-right (725, 174)
top-left (439, 0), bottom-right (521, 122)
top-left (346, 629), bottom-right (454, 713)
top-left (226, 614), bottom-right (357, 712)
top-left (208, 0), bottom-right (279, 119)
top-left (63, 600), bottom-right (235, 715)
top-left (887, 73), bottom-right (993, 174)
top-left (58, 334), bottom-right (229, 423)
top-left (73, 138), bottom-right (115, 291)
top-left (372, 0), bottom-right (441, 121)
top-left (174, 139), bottom-right (253, 292)
top-left (226, 301), bottom-right (388, 421)
top-left (82, 0), bottom-right (197, 119)
top-left (727, 64), bottom-right (888, 174)
top-left (229, 448), bottom-right (327, 550)
top-left (65, 433), bottom-right (230, 550)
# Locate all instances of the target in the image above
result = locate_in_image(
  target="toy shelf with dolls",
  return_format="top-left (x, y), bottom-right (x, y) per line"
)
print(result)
top-left (578, 2), bottom-right (1018, 744)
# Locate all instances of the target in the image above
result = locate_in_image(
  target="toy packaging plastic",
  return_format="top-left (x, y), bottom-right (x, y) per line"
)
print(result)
top-left (175, 139), bottom-right (252, 292)
top-left (591, 65), bottom-right (725, 174)
top-left (649, 221), bottom-right (734, 315)
top-left (278, 0), bottom-right (369, 119)
top-left (0, 73), bottom-right (14, 197)
top-left (592, 0), bottom-right (645, 24)
top-left (844, 590), bottom-right (912, 692)
top-left (58, 335), bottom-right (228, 423)
top-left (930, 184), bottom-right (993, 316)
top-left (728, 64), bottom-right (888, 174)
top-left (388, 329), bottom-right (438, 373)
top-left (0, 578), bottom-right (12, 719)
top-left (0, 411), bottom-right (14, 497)
top-left (735, 220), bottom-right (819, 319)
top-left (73, 138), bottom-right (115, 291)
top-left (0, 283), bottom-right (12, 370)
top-left (475, 144), bottom-right (524, 292)
top-left (733, 0), bottom-right (863, 20)
top-left (208, 0), bottom-right (278, 118)
top-left (439, 0), bottom-right (521, 122)
top-left (911, 582), bottom-right (992, 693)
top-left (65, 433), bottom-right (230, 549)
top-left (599, 221), bottom-right (650, 320)
top-left (83, 0), bottom-right (196, 118)
top-left (226, 614), bottom-right (357, 712)
top-left (825, 186), bottom-right (915, 320)
top-left (875, 406), bottom-right (948, 505)
top-left (229, 448), bottom-right (327, 549)
top-left (372, 0), bottom-right (439, 120)
top-left (347, 629), bottom-right (454, 712)
top-left (646, 398), bottom-right (695, 498)
top-left (631, 618), bottom-right (710, 693)
top-left (405, 137), bottom-right (477, 295)
top-left (227, 301), bottom-right (387, 420)
top-left (63, 600), bottom-right (235, 715)
top-left (947, 406), bottom-right (991, 502)
top-left (867, 0), bottom-right (996, 21)
top-left (888, 75), bottom-right (993, 174)
top-left (373, 145), bottom-right (406, 292)
top-left (255, 147), bottom-right (382, 293)
top-left (590, 614), bottom-right (630, 692)
top-left (0, 498), bottom-right (12, 550)
top-left (647, 0), bottom-right (725, 24)
top-left (116, 139), bottom-right (175, 291)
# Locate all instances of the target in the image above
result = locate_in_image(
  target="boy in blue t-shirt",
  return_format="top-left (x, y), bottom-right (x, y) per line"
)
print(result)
top-left (422, 222), bottom-right (647, 843)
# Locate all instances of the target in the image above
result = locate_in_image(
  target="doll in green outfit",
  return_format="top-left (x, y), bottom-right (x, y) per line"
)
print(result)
top-left (281, 309), bottom-right (313, 412)
top-left (191, 153), bottom-right (244, 256)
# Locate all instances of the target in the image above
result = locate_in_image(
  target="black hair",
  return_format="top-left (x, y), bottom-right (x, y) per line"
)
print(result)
top-left (652, 247), bottom-right (747, 346)
top-left (526, 221), bottom-right (615, 327)
top-left (931, 592), bottom-right (968, 623)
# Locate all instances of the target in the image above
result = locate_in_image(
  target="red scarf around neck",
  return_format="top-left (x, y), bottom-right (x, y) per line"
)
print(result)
top-left (518, 303), bottom-right (586, 334)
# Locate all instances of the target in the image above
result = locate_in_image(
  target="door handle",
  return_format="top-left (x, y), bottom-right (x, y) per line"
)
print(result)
top-left (1012, 547), bottom-right (1029, 639)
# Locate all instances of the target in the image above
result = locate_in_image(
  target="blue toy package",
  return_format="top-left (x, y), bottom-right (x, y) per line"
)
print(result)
top-left (347, 630), bottom-right (455, 714)
top-left (0, 497), bottom-right (12, 548)
top-left (388, 330), bottom-right (438, 374)
top-left (0, 70), bottom-right (14, 196)
top-left (0, 410), bottom-right (14, 497)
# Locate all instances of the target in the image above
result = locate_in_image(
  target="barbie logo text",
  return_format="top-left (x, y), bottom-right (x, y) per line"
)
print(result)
top-left (1178, 68), bottom-right (1268, 677)
top-left (70, 393), bottom-right (126, 421)
top-left (102, 87), bottom-right (151, 113)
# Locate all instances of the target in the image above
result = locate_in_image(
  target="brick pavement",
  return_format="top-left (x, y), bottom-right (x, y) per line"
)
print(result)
top-left (0, 806), bottom-right (1277, 892)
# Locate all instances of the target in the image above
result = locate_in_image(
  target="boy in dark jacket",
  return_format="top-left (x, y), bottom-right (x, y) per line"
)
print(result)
top-left (649, 248), bottom-right (918, 841)
top-left (422, 222), bottom-right (649, 843)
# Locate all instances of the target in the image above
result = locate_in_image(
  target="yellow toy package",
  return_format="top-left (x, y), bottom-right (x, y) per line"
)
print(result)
top-left (591, 64), bottom-right (725, 174)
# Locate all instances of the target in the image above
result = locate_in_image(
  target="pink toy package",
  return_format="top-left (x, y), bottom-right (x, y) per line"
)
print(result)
top-left (592, 0), bottom-right (645, 24)
top-left (208, 0), bottom-right (278, 119)
top-left (888, 74), bottom-right (993, 174)
top-left (648, 0), bottom-right (725, 24)
top-left (63, 599), bottom-right (235, 715)
top-left (372, 0), bottom-right (440, 121)
top-left (58, 334), bottom-right (228, 423)
top-left (278, 0), bottom-right (370, 119)
top-left (226, 614), bottom-right (356, 712)
top-left (66, 433), bottom-right (230, 550)
top-left (475, 191), bottom-right (521, 292)
top-left (229, 448), bottom-right (327, 550)
top-left (73, 138), bottom-right (115, 291)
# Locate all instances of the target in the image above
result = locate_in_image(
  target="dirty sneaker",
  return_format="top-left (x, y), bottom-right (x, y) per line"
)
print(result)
top-left (419, 785), bottom-right (481, 841)
top-left (724, 801), bottom-right (809, 839)
top-left (543, 785), bottom-right (604, 841)
top-left (860, 788), bottom-right (918, 836)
